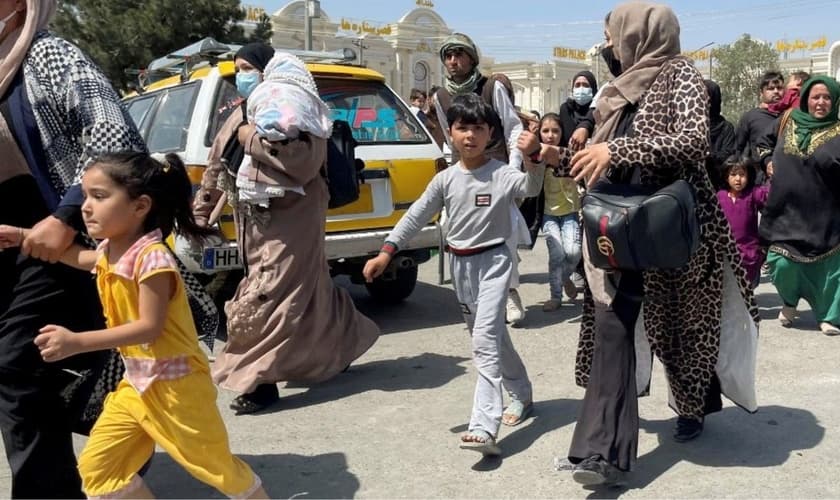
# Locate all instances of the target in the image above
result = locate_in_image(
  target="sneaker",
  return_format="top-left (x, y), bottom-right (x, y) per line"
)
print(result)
top-left (563, 279), bottom-right (579, 300)
top-left (572, 456), bottom-right (626, 486)
top-left (673, 416), bottom-right (704, 442)
top-left (778, 305), bottom-right (797, 327)
top-left (506, 289), bottom-right (525, 325)
top-left (819, 322), bottom-right (840, 336)
top-left (542, 298), bottom-right (563, 312)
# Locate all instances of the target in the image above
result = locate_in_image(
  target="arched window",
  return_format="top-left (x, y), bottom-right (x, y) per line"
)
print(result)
top-left (413, 61), bottom-right (430, 92)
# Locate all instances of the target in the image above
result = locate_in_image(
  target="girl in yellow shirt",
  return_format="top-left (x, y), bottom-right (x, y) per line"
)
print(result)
top-left (539, 113), bottom-right (582, 312)
top-left (0, 152), bottom-right (267, 499)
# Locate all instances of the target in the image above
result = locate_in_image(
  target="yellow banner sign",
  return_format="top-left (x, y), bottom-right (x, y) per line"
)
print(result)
top-left (553, 47), bottom-right (587, 61)
top-left (775, 36), bottom-right (827, 53)
top-left (339, 18), bottom-right (393, 37)
top-left (685, 49), bottom-right (714, 61)
top-left (242, 5), bottom-right (266, 23)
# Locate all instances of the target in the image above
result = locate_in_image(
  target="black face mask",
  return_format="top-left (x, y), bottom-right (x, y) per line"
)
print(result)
top-left (601, 45), bottom-right (622, 78)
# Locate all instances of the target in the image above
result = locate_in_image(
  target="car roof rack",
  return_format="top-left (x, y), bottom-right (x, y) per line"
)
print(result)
top-left (131, 38), bottom-right (358, 90)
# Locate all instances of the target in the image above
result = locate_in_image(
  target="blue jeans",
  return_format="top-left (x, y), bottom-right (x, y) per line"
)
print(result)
top-left (542, 213), bottom-right (581, 300)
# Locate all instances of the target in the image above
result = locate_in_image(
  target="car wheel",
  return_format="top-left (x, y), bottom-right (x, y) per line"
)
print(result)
top-left (364, 265), bottom-right (418, 304)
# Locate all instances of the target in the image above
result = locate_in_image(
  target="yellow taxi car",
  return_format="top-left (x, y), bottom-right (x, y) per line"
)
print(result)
top-left (124, 39), bottom-right (444, 303)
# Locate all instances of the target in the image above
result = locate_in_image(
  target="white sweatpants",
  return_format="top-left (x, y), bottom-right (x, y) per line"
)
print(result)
top-left (451, 245), bottom-right (533, 437)
top-left (506, 203), bottom-right (531, 289)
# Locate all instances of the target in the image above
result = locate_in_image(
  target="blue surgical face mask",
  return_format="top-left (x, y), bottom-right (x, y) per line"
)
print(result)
top-left (236, 71), bottom-right (261, 98)
top-left (573, 86), bottom-right (593, 106)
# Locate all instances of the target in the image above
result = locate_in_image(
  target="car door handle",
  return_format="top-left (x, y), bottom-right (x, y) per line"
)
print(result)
top-left (361, 169), bottom-right (390, 180)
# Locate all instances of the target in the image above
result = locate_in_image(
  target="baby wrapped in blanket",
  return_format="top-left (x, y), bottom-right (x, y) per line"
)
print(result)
top-left (235, 52), bottom-right (334, 206)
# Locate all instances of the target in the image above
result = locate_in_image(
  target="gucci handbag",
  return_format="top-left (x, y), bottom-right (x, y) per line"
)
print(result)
top-left (581, 178), bottom-right (700, 271)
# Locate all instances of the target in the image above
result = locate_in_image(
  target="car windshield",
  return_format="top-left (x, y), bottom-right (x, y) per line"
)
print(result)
top-left (317, 78), bottom-right (430, 145)
top-left (124, 81), bottom-right (200, 153)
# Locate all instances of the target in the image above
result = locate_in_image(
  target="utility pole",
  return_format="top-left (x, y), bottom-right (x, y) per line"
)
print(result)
top-left (352, 37), bottom-right (367, 65)
top-left (304, 0), bottom-right (320, 51)
top-left (709, 49), bottom-right (713, 80)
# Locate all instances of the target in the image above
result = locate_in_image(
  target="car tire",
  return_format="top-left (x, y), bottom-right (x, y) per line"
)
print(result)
top-left (364, 265), bottom-right (418, 304)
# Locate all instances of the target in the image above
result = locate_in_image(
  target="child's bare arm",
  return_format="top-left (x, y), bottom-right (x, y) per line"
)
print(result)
top-left (58, 245), bottom-right (99, 271)
top-left (0, 225), bottom-right (96, 270)
top-left (515, 131), bottom-right (574, 174)
top-left (363, 252), bottom-right (392, 283)
top-left (0, 225), bottom-right (25, 250)
top-left (35, 272), bottom-right (173, 362)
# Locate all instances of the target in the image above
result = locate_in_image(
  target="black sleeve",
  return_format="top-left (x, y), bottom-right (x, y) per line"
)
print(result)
top-left (52, 205), bottom-right (85, 233)
top-left (718, 121), bottom-right (737, 159)
top-left (755, 116), bottom-right (781, 167)
top-left (734, 111), bottom-right (751, 158)
top-left (577, 108), bottom-right (596, 134)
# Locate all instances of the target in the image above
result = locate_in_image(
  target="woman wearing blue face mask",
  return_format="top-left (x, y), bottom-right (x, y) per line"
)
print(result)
top-left (234, 44), bottom-right (272, 98)
top-left (194, 47), bottom-right (380, 415)
top-left (195, 42), bottom-right (274, 227)
top-left (557, 70), bottom-right (598, 152)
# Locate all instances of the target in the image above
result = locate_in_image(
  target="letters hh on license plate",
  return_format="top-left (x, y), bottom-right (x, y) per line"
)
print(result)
top-left (202, 246), bottom-right (241, 271)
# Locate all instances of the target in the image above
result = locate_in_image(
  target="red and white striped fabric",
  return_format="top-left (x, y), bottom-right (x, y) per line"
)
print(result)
top-left (122, 355), bottom-right (191, 394)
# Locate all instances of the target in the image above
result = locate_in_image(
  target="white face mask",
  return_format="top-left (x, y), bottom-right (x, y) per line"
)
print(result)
top-left (572, 87), bottom-right (593, 106)
top-left (0, 9), bottom-right (18, 37)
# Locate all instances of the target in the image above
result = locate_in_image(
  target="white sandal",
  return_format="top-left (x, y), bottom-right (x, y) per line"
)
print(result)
top-left (778, 305), bottom-right (797, 327)
top-left (819, 322), bottom-right (840, 336)
top-left (459, 430), bottom-right (501, 456)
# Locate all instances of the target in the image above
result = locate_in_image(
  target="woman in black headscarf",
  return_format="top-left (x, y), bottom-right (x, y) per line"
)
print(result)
top-left (193, 42), bottom-right (274, 227)
top-left (558, 70), bottom-right (598, 150)
top-left (193, 44), bottom-right (380, 414)
top-left (705, 79), bottom-right (736, 189)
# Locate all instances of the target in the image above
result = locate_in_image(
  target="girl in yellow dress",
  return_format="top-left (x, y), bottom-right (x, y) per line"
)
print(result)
top-left (0, 152), bottom-right (267, 499)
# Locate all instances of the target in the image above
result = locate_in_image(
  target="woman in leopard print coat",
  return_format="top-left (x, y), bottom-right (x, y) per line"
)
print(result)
top-left (539, 2), bottom-right (759, 482)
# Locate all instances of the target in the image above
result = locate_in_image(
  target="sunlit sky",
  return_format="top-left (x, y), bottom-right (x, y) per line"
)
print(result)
top-left (247, 0), bottom-right (840, 63)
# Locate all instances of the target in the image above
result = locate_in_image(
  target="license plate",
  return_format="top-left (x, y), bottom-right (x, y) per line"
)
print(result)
top-left (202, 245), bottom-right (241, 271)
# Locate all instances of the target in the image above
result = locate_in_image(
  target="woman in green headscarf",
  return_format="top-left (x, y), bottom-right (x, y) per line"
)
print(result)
top-left (759, 75), bottom-right (840, 335)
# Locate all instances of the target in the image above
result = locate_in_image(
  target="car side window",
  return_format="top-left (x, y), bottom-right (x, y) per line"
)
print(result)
top-left (317, 78), bottom-right (429, 145)
top-left (125, 94), bottom-right (157, 134)
top-left (143, 82), bottom-right (201, 153)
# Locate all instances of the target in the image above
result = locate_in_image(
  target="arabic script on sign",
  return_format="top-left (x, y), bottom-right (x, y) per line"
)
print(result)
top-left (339, 18), bottom-right (393, 37)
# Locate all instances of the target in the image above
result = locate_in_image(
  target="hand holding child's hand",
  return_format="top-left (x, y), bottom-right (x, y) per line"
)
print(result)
top-left (363, 253), bottom-right (392, 283)
top-left (0, 225), bottom-right (25, 250)
top-left (539, 144), bottom-right (561, 166)
top-left (35, 325), bottom-right (79, 362)
top-left (569, 128), bottom-right (590, 151)
top-left (516, 130), bottom-right (540, 157)
top-left (571, 142), bottom-right (612, 188)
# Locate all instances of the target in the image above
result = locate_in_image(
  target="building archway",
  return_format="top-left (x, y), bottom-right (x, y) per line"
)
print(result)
top-left (830, 41), bottom-right (840, 81)
top-left (413, 61), bottom-right (431, 93)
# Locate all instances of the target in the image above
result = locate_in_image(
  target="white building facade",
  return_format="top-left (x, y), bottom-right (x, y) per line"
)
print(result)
top-left (266, 1), bottom-right (592, 113)
top-left (264, 2), bottom-right (834, 114)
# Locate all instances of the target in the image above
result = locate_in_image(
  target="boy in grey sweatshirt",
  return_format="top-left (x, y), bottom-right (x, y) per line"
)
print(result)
top-left (364, 93), bottom-right (545, 455)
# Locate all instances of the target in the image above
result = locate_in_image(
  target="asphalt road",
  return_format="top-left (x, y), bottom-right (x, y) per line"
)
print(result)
top-left (0, 238), bottom-right (837, 498)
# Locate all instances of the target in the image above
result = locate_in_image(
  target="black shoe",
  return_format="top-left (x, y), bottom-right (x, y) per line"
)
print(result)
top-left (673, 416), bottom-right (704, 442)
top-left (230, 383), bottom-right (280, 414)
top-left (572, 456), bottom-right (626, 487)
